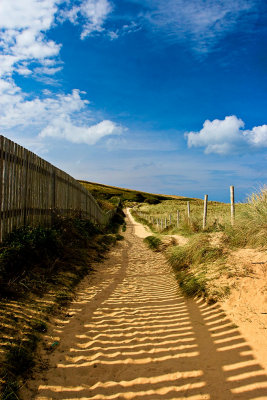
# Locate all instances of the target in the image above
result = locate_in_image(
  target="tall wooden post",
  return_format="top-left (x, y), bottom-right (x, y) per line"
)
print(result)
top-left (203, 194), bottom-right (208, 229)
top-left (230, 185), bottom-right (235, 225)
top-left (165, 217), bottom-right (167, 228)
top-left (169, 214), bottom-right (172, 225)
top-left (187, 201), bottom-right (190, 219)
top-left (177, 210), bottom-right (180, 227)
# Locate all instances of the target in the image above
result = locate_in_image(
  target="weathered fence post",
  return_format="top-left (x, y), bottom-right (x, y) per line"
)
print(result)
top-left (161, 218), bottom-right (163, 230)
top-left (230, 185), bottom-right (235, 225)
top-left (177, 210), bottom-right (180, 227)
top-left (203, 194), bottom-right (208, 229)
top-left (165, 217), bottom-right (167, 228)
top-left (187, 201), bottom-right (190, 219)
top-left (169, 214), bottom-right (172, 225)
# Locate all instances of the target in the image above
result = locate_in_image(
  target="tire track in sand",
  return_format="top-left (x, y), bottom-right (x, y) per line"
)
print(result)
top-left (22, 213), bottom-right (267, 400)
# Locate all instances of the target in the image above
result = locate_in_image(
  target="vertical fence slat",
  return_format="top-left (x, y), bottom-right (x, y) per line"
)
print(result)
top-left (0, 136), bottom-right (118, 241)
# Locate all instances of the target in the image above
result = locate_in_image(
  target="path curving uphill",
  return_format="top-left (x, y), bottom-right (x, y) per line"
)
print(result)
top-left (22, 213), bottom-right (267, 399)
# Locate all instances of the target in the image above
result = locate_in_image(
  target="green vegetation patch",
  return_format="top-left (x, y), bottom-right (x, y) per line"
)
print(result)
top-left (224, 188), bottom-right (267, 248)
top-left (79, 180), bottom-right (174, 205)
top-left (144, 236), bottom-right (162, 251)
top-left (167, 234), bottom-right (224, 299)
top-left (135, 198), bottom-right (245, 236)
top-left (168, 234), bottom-right (223, 269)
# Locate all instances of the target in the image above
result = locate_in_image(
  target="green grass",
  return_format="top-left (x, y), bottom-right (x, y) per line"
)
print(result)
top-left (134, 199), bottom-right (247, 236)
top-left (79, 180), bottom-right (182, 206)
top-left (168, 234), bottom-right (223, 269)
top-left (177, 271), bottom-right (207, 297)
top-left (144, 236), bottom-right (162, 251)
top-left (224, 188), bottom-right (267, 248)
top-left (166, 234), bottom-right (225, 299)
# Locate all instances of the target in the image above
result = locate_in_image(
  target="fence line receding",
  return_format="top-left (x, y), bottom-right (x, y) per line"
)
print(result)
top-left (0, 135), bottom-right (117, 242)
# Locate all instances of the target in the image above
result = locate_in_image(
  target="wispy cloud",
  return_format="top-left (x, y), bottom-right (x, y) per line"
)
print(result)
top-left (186, 115), bottom-right (267, 154)
top-left (59, 0), bottom-right (113, 39)
top-left (134, 0), bottom-right (258, 52)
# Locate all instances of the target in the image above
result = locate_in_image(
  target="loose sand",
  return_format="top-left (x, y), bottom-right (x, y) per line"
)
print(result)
top-left (22, 213), bottom-right (267, 400)
top-left (126, 209), bottom-right (188, 246)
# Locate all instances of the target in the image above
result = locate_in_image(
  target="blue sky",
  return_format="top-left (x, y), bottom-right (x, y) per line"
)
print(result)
top-left (1, 0), bottom-right (267, 201)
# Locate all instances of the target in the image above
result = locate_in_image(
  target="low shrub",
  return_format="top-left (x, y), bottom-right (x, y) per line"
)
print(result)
top-left (167, 234), bottom-right (224, 298)
top-left (0, 226), bottom-right (62, 280)
top-left (107, 208), bottom-right (125, 233)
top-left (168, 234), bottom-right (223, 270)
top-left (176, 271), bottom-right (206, 296)
top-left (144, 236), bottom-right (162, 251)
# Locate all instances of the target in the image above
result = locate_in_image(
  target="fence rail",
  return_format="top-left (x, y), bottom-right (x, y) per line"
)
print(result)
top-left (0, 135), bottom-right (117, 242)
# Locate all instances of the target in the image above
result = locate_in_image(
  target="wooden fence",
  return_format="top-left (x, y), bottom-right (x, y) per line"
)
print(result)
top-left (0, 135), bottom-right (117, 242)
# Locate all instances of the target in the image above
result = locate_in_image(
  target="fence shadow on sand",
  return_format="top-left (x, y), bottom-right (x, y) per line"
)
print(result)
top-left (27, 222), bottom-right (267, 400)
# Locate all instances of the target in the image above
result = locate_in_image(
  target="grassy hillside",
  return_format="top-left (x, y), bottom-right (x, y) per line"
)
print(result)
top-left (133, 198), bottom-right (246, 234)
top-left (79, 180), bottom-right (185, 206)
top-left (137, 187), bottom-right (267, 301)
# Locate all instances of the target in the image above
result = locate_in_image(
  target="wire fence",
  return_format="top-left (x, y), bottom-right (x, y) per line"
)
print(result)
top-left (0, 135), bottom-right (117, 242)
top-left (134, 187), bottom-right (237, 232)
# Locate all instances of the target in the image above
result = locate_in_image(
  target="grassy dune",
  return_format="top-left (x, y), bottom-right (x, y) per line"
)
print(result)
top-left (138, 187), bottom-right (267, 301)
top-left (79, 180), bottom-right (183, 206)
top-left (135, 198), bottom-right (247, 234)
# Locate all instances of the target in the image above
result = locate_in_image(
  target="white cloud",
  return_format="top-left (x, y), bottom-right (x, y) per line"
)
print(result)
top-left (0, 83), bottom-right (87, 128)
top-left (39, 118), bottom-right (123, 144)
top-left (0, 0), bottom-right (57, 30)
top-left (0, 0), bottom-right (115, 79)
top-left (0, 0), bottom-right (122, 149)
top-left (60, 0), bottom-right (113, 39)
top-left (138, 0), bottom-right (257, 52)
top-left (245, 125), bottom-right (267, 146)
top-left (186, 115), bottom-right (267, 154)
top-left (34, 66), bottom-right (63, 75)
top-left (108, 30), bottom-right (119, 40)
top-left (0, 81), bottom-right (124, 148)
top-left (0, 0), bottom-right (61, 77)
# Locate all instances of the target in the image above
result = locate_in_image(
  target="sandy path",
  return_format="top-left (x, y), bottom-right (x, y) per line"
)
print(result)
top-left (126, 208), bottom-right (188, 246)
top-left (22, 214), bottom-right (267, 400)
top-left (126, 208), bottom-right (152, 238)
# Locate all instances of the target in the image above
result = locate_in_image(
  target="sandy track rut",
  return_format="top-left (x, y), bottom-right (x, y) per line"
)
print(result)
top-left (23, 214), bottom-right (267, 400)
